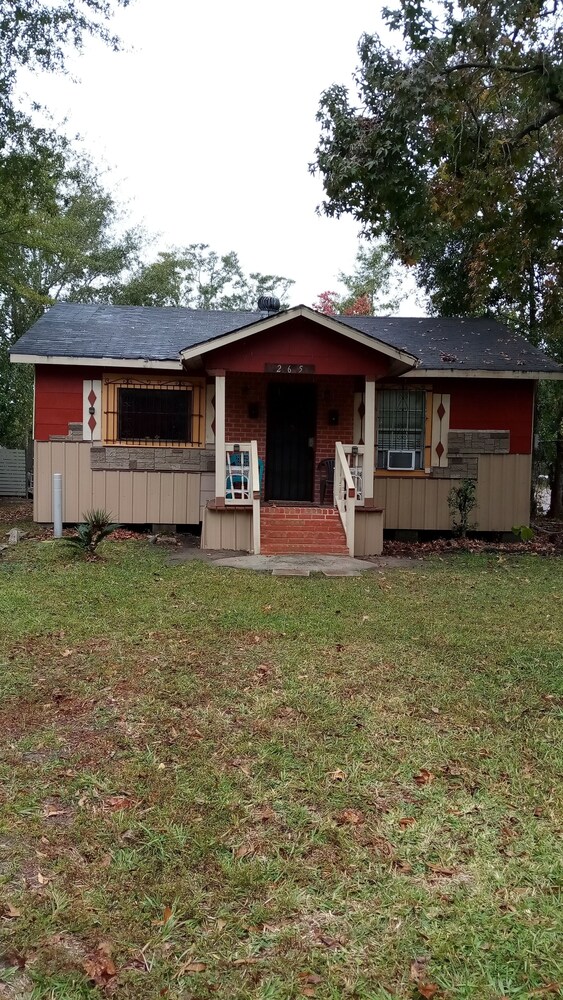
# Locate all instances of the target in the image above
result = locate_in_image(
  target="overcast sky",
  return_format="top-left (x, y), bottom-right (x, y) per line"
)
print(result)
top-left (18, 0), bottom-right (424, 313)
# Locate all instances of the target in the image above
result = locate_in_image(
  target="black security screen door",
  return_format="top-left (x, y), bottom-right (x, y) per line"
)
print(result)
top-left (265, 383), bottom-right (317, 502)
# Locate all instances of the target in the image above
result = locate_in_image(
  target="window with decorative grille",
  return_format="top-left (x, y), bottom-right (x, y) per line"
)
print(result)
top-left (377, 389), bottom-right (426, 469)
top-left (103, 377), bottom-right (204, 447)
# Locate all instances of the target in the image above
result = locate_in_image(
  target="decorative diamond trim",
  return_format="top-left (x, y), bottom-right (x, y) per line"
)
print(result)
top-left (437, 402), bottom-right (446, 420)
top-left (435, 441), bottom-right (444, 458)
top-left (88, 415), bottom-right (97, 432)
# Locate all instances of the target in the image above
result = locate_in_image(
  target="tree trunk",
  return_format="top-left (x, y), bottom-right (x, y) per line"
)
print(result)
top-left (549, 437), bottom-right (563, 518)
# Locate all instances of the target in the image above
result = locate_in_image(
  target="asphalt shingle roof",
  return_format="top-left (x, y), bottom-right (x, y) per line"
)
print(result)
top-left (10, 302), bottom-right (563, 373)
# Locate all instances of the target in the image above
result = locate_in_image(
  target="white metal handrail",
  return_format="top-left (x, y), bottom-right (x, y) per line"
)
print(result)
top-left (334, 441), bottom-right (356, 556)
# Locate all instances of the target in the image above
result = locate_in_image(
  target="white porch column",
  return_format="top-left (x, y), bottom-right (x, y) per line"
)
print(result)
top-left (363, 379), bottom-right (376, 501)
top-left (214, 373), bottom-right (226, 503)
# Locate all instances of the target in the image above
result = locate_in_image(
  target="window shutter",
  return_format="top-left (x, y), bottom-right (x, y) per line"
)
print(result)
top-left (431, 393), bottom-right (450, 467)
top-left (83, 379), bottom-right (102, 441)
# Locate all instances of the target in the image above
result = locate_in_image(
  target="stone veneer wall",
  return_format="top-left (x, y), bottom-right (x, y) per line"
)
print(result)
top-left (90, 446), bottom-right (215, 472)
top-left (431, 430), bottom-right (510, 479)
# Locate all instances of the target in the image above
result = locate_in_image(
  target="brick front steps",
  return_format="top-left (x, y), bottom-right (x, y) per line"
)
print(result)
top-left (260, 504), bottom-right (349, 555)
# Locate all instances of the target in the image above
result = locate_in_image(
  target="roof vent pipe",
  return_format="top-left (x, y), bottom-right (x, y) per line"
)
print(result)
top-left (257, 295), bottom-right (280, 315)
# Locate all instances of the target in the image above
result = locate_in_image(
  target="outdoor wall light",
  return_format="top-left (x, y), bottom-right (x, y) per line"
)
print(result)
top-left (328, 409), bottom-right (339, 426)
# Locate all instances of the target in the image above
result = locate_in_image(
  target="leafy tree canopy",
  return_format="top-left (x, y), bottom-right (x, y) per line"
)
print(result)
top-left (314, 242), bottom-right (404, 315)
top-left (0, 0), bottom-right (130, 141)
top-left (312, 0), bottom-right (563, 339)
top-left (112, 245), bottom-right (294, 311)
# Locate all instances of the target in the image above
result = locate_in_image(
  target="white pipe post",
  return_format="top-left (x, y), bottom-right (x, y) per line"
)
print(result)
top-left (53, 473), bottom-right (63, 538)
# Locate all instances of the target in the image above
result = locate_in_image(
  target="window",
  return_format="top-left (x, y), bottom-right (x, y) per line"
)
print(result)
top-left (377, 389), bottom-right (426, 470)
top-left (103, 376), bottom-right (204, 447)
top-left (118, 387), bottom-right (191, 443)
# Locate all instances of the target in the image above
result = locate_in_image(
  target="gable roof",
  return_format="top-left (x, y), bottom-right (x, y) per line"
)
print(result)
top-left (10, 301), bottom-right (563, 376)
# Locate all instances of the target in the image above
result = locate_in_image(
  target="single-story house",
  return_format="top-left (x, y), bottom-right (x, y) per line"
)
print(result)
top-left (10, 301), bottom-right (563, 555)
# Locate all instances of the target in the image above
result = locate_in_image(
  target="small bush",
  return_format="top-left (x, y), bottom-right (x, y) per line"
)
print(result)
top-left (447, 479), bottom-right (478, 537)
top-left (512, 524), bottom-right (535, 542)
top-left (66, 509), bottom-right (120, 555)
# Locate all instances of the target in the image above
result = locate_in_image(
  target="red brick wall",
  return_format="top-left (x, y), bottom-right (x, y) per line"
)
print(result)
top-left (225, 373), bottom-right (355, 502)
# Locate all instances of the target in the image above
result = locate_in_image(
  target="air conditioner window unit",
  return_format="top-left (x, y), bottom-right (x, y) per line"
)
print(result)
top-left (387, 449), bottom-right (416, 470)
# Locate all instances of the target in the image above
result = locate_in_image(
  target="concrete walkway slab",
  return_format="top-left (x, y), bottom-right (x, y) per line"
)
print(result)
top-left (212, 553), bottom-right (378, 573)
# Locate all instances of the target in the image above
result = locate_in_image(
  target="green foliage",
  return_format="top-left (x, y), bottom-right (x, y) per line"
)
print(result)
top-left (512, 524), bottom-right (535, 542)
top-left (447, 478), bottom-right (478, 537)
top-left (66, 509), bottom-right (120, 555)
top-left (312, 0), bottom-right (563, 511)
top-left (314, 242), bottom-right (404, 315)
top-left (112, 244), bottom-right (294, 311)
top-left (0, 151), bottom-right (143, 447)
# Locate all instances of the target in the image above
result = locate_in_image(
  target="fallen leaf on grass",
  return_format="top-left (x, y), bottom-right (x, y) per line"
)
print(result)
top-left (43, 805), bottom-right (67, 818)
top-left (336, 808), bottom-right (364, 825)
top-left (410, 957), bottom-right (429, 982)
top-left (255, 806), bottom-right (276, 823)
top-left (179, 961), bottom-right (206, 974)
top-left (427, 863), bottom-right (457, 876)
top-left (232, 957), bottom-right (260, 966)
top-left (328, 768), bottom-right (347, 782)
top-left (299, 973), bottom-right (323, 985)
top-left (83, 941), bottom-right (117, 986)
top-left (414, 769), bottom-right (435, 785)
top-left (530, 986), bottom-right (562, 995)
top-left (399, 816), bottom-right (416, 828)
top-left (392, 859), bottom-right (413, 873)
top-left (417, 985), bottom-right (440, 999)
top-left (103, 795), bottom-right (137, 811)
top-left (36, 871), bottom-right (50, 885)
top-left (152, 905), bottom-right (173, 926)
top-left (2, 903), bottom-right (21, 918)
top-left (234, 844), bottom-right (255, 859)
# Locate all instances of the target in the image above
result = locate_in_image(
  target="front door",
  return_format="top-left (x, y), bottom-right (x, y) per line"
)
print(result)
top-left (265, 383), bottom-right (316, 502)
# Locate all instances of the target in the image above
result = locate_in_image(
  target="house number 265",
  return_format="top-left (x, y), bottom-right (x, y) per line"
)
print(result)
top-left (264, 363), bottom-right (315, 374)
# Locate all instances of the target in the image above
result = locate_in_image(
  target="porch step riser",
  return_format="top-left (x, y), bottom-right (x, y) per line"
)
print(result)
top-left (260, 506), bottom-right (349, 556)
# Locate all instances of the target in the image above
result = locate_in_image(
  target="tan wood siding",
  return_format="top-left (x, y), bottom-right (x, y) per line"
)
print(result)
top-left (34, 442), bottom-right (201, 524)
top-left (354, 509), bottom-right (384, 556)
top-left (374, 453), bottom-right (531, 531)
top-left (477, 454), bottom-right (531, 530)
top-left (201, 507), bottom-right (252, 551)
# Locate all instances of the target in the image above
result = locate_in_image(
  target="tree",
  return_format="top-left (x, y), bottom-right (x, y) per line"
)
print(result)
top-left (0, 153), bottom-right (142, 447)
top-left (312, 0), bottom-right (563, 515)
top-left (0, 1), bottom-right (131, 139)
top-left (112, 244), bottom-right (294, 311)
top-left (314, 242), bottom-right (403, 315)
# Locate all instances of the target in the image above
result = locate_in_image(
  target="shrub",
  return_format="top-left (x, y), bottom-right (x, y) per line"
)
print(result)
top-left (66, 509), bottom-right (120, 555)
top-left (447, 479), bottom-right (478, 537)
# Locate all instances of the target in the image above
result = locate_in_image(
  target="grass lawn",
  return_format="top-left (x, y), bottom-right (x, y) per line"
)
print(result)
top-left (0, 535), bottom-right (561, 999)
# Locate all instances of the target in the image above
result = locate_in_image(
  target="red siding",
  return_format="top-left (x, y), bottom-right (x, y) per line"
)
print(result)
top-left (443, 379), bottom-right (534, 454)
top-left (34, 365), bottom-right (96, 441)
top-left (208, 317), bottom-right (394, 377)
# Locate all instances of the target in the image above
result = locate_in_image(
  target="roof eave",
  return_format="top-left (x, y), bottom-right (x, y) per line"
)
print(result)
top-left (402, 367), bottom-right (563, 379)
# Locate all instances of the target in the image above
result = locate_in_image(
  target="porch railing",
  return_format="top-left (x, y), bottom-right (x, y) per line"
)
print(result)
top-left (224, 440), bottom-right (261, 554)
top-left (334, 441), bottom-right (358, 556)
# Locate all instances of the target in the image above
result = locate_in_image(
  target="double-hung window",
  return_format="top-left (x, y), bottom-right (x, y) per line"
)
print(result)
top-left (377, 389), bottom-right (426, 470)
